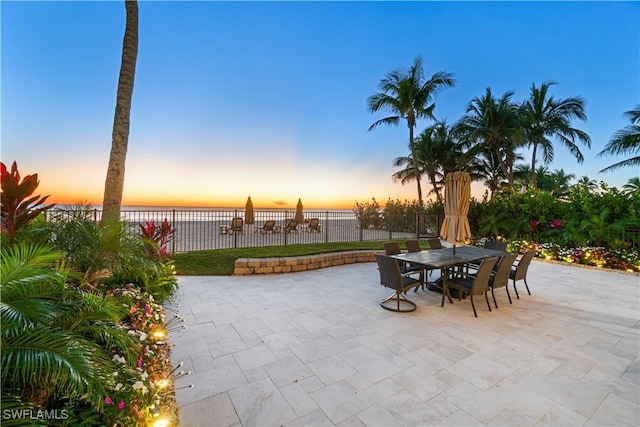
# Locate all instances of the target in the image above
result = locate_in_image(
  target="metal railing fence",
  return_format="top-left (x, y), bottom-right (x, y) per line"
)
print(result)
top-left (44, 208), bottom-right (639, 253)
top-left (46, 209), bottom-right (440, 254)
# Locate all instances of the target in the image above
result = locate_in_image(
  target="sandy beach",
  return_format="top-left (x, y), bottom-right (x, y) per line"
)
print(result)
top-left (169, 219), bottom-right (417, 253)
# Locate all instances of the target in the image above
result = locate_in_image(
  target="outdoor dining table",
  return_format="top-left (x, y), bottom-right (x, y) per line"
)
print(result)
top-left (389, 245), bottom-right (508, 298)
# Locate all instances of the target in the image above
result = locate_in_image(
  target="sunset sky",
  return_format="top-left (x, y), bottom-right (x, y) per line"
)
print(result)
top-left (2, 1), bottom-right (638, 210)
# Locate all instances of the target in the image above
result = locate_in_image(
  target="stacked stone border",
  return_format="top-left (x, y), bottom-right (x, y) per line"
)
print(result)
top-left (234, 250), bottom-right (383, 275)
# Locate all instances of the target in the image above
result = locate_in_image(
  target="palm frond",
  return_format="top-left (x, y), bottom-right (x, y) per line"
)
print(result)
top-left (2, 328), bottom-right (111, 405)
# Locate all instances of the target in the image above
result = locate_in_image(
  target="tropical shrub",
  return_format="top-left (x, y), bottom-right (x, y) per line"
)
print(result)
top-left (0, 243), bottom-right (136, 416)
top-left (139, 219), bottom-right (175, 259)
top-left (94, 285), bottom-right (174, 426)
top-left (0, 161), bottom-right (54, 245)
top-left (353, 198), bottom-right (383, 230)
top-left (44, 207), bottom-right (178, 302)
top-left (1, 162), bottom-right (179, 426)
top-left (504, 239), bottom-right (639, 272)
top-left (382, 199), bottom-right (420, 233)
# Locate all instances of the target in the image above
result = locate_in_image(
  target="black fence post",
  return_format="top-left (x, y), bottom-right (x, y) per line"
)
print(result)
top-left (233, 209), bottom-right (238, 249)
top-left (324, 211), bottom-right (329, 243)
top-left (171, 209), bottom-right (176, 255)
top-left (284, 210), bottom-right (289, 246)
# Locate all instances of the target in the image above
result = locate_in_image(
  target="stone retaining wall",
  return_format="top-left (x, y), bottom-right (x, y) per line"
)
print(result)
top-left (233, 250), bottom-right (382, 275)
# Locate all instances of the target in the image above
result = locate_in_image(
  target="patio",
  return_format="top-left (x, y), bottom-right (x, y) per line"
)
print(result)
top-left (168, 260), bottom-right (639, 426)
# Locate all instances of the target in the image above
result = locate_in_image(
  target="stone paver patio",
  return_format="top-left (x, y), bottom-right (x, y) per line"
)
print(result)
top-left (167, 260), bottom-right (639, 426)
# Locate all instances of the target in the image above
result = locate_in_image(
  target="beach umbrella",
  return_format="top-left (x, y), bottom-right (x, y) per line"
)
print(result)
top-left (245, 196), bottom-right (255, 225)
top-left (294, 198), bottom-right (304, 223)
top-left (439, 171), bottom-right (471, 254)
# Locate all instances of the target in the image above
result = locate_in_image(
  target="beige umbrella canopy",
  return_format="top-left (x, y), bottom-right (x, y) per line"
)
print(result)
top-left (245, 196), bottom-right (255, 225)
top-left (294, 198), bottom-right (304, 223)
top-left (439, 172), bottom-right (471, 254)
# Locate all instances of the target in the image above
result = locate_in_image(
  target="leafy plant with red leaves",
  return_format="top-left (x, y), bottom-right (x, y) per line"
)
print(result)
top-left (1, 161), bottom-right (55, 244)
top-left (138, 219), bottom-right (175, 258)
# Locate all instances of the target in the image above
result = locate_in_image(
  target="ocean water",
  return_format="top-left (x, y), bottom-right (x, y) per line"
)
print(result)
top-left (51, 205), bottom-right (356, 223)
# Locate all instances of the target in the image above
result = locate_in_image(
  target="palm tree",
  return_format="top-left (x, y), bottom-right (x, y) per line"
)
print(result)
top-left (391, 121), bottom-right (465, 203)
top-left (622, 177), bottom-right (640, 195)
top-left (513, 163), bottom-right (533, 190)
top-left (478, 149), bottom-right (511, 198)
top-left (457, 88), bottom-right (523, 190)
top-left (102, 0), bottom-right (139, 223)
top-left (575, 176), bottom-right (599, 193)
top-left (538, 168), bottom-right (575, 196)
top-left (520, 81), bottom-right (591, 188)
top-left (367, 57), bottom-right (455, 210)
top-left (597, 105), bottom-right (640, 173)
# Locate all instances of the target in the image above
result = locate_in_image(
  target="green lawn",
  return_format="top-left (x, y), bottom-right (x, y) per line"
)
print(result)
top-left (171, 240), bottom-right (416, 275)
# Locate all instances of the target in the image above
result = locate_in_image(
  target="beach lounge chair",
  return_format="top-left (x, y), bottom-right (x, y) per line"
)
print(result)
top-left (284, 219), bottom-right (298, 233)
top-left (307, 218), bottom-right (321, 233)
top-left (229, 217), bottom-right (244, 234)
top-left (255, 220), bottom-right (280, 234)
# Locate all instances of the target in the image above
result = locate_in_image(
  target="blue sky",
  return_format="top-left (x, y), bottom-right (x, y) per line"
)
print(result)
top-left (2, 1), bottom-right (638, 209)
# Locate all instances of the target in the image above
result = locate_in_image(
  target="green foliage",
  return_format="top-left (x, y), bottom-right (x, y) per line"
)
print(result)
top-left (0, 242), bottom-right (135, 410)
top-left (472, 184), bottom-right (639, 249)
top-left (383, 199), bottom-right (419, 232)
top-left (353, 198), bottom-right (383, 230)
top-left (43, 207), bottom-right (178, 303)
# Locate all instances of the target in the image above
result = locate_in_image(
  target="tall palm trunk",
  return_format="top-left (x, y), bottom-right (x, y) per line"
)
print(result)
top-left (408, 122), bottom-right (424, 238)
top-left (530, 141), bottom-right (539, 188)
top-left (408, 125), bottom-right (423, 206)
top-left (102, 0), bottom-right (138, 223)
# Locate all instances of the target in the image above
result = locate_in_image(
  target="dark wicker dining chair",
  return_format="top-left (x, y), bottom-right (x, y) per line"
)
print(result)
top-left (467, 240), bottom-right (508, 272)
top-left (484, 240), bottom-right (507, 251)
top-left (374, 254), bottom-right (421, 312)
top-left (405, 240), bottom-right (427, 291)
top-left (405, 240), bottom-right (422, 253)
top-left (441, 257), bottom-right (498, 317)
top-left (488, 253), bottom-right (518, 308)
top-left (384, 242), bottom-right (424, 288)
top-left (510, 250), bottom-right (536, 298)
top-left (427, 238), bottom-right (443, 249)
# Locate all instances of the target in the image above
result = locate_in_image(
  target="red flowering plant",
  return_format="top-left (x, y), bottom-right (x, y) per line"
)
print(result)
top-left (528, 220), bottom-right (540, 238)
top-left (139, 219), bottom-right (175, 259)
top-left (100, 284), bottom-right (176, 426)
top-left (0, 161), bottom-right (54, 245)
top-left (549, 218), bottom-right (567, 229)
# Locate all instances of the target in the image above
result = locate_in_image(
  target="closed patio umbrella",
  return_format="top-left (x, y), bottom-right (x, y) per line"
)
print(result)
top-left (294, 198), bottom-right (304, 223)
top-left (439, 171), bottom-right (471, 254)
top-left (245, 196), bottom-right (255, 225)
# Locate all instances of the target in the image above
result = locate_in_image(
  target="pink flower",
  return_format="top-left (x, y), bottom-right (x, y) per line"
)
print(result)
top-left (104, 396), bottom-right (113, 405)
top-left (137, 356), bottom-right (143, 368)
top-left (118, 401), bottom-right (126, 410)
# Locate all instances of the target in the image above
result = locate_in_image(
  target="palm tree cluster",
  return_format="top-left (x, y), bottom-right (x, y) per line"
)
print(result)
top-left (369, 58), bottom-right (637, 202)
